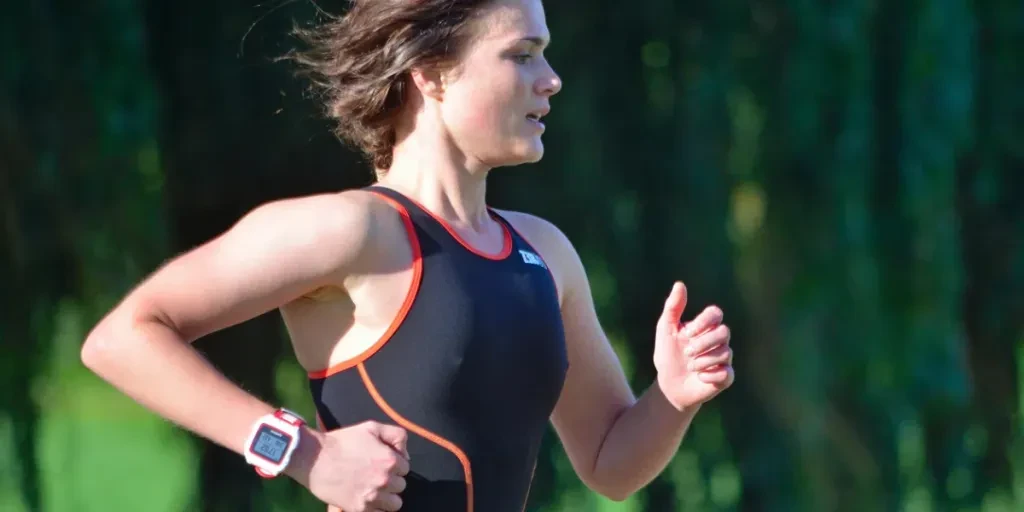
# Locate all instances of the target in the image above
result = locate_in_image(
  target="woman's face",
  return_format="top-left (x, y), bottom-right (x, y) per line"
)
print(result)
top-left (439, 0), bottom-right (563, 168)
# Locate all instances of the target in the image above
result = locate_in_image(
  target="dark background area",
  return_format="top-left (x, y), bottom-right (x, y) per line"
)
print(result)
top-left (1, 0), bottom-right (1022, 510)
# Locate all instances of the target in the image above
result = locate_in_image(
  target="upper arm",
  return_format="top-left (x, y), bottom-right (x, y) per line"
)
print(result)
top-left (94, 191), bottom-right (379, 343)
top-left (500, 211), bottom-right (635, 483)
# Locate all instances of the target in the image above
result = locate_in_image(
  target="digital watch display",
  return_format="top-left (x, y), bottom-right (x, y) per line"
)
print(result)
top-left (243, 409), bottom-right (306, 478)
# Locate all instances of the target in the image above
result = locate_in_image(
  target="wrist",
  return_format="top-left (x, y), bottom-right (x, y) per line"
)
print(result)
top-left (283, 425), bottom-right (325, 485)
top-left (654, 374), bottom-right (701, 416)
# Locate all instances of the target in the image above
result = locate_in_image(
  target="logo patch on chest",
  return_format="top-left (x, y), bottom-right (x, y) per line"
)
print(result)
top-left (519, 249), bottom-right (546, 268)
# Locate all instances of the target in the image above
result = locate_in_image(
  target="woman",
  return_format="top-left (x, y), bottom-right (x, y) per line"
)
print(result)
top-left (80, 0), bottom-right (735, 510)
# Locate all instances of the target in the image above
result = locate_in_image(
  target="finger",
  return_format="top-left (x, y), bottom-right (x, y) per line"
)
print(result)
top-left (374, 424), bottom-right (410, 460)
top-left (685, 324), bottom-right (730, 357)
top-left (384, 475), bottom-right (407, 493)
top-left (372, 444), bottom-right (411, 479)
top-left (387, 448), bottom-right (411, 476)
top-left (681, 305), bottom-right (724, 339)
top-left (371, 492), bottom-right (403, 511)
top-left (698, 365), bottom-right (734, 386)
top-left (688, 345), bottom-right (731, 372)
top-left (658, 282), bottom-right (688, 331)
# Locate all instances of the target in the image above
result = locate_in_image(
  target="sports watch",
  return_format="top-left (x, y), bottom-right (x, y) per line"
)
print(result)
top-left (244, 408), bottom-right (306, 478)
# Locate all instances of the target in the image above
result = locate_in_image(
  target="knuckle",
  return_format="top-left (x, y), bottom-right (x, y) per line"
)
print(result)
top-left (380, 451), bottom-right (399, 470)
top-left (394, 427), bottom-right (408, 441)
top-left (361, 488), bottom-right (377, 505)
top-left (367, 489), bottom-right (381, 503)
top-left (371, 482), bottom-right (388, 497)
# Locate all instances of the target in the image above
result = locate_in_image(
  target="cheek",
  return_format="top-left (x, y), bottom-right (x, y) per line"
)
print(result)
top-left (446, 72), bottom-right (521, 130)
top-left (452, 90), bottom-right (505, 130)
top-left (462, 93), bottom-right (503, 128)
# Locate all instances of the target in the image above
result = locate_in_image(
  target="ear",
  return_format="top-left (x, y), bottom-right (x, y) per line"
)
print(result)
top-left (410, 66), bottom-right (445, 101)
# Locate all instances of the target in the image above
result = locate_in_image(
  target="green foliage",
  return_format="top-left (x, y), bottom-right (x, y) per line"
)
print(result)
top-left (2, 0), bottom-right (1023, 510)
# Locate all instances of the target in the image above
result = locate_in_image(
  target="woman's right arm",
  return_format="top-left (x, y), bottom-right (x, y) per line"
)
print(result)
top-left (80, 191), bottom-right (410, 510)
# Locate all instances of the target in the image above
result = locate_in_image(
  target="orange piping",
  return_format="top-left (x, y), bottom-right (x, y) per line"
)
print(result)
top-left (358, 363), bottom-right (474, 512)
top-left (394, 190), bottom-right (512, 260)
top-left (307, 193), bottom-right (423, 379)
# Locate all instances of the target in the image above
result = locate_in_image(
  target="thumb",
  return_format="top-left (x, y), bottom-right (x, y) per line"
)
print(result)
top-left (373, 423), bottom-right (410, 460)
top-left (659, 281), bottom-right (688, 333)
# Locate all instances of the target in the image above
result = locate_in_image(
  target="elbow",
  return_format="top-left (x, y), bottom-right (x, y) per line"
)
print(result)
top-left (80, 307), bottom-right (162, 376)
top-left (598, 490), bottom-right (632, 503)
top-left (581, 472), bottom-right (639, 503)
top-left (596, 484), bottom-right (635, 503)
top-left (80, 320), bottom-right (120, 375)
top-left (591, 484), bottom-right (635, 503)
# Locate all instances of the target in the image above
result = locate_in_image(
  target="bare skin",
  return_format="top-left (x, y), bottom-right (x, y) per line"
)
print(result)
top-left (80, 0), bottom-right (734, 510)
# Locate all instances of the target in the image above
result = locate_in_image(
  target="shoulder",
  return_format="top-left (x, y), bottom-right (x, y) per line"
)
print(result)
top-left (493, 209), bottom-right (575, 255)
top-left (244, 188), bottom-right (383, 234)
top-left (492, 209), bottom-right (586, 304)
top-left (233, 188), bottom-right (407, 276)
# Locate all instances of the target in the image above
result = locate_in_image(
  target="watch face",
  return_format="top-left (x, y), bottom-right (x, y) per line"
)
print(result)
top-left (250, 425), bottom-right (292, 464)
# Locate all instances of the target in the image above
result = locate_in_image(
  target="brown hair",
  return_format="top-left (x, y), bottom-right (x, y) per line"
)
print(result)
top-left (284, 0), bottom-right (493, 173)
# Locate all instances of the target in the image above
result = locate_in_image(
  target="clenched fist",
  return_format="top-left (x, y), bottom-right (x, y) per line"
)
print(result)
top-left (287, 420), bottom-right (411, 511)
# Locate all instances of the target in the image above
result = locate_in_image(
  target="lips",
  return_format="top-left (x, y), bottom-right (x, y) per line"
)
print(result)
top-left (526, 107), bottom-right (550, 122)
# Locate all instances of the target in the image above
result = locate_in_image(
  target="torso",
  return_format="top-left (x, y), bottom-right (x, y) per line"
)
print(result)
top-left (279, 185), bottom-right (569, 512)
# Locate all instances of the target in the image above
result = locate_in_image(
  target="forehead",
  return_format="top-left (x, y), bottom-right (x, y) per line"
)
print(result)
top-left (474, 0), bottom-right (549, 43)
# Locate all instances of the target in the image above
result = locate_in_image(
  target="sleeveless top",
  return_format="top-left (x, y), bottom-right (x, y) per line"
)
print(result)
top-left (306, 185), bottom-right (570, 512)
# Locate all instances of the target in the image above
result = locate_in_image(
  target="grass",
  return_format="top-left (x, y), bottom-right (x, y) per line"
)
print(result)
top-left (32, 372), bottom-right (197, 512)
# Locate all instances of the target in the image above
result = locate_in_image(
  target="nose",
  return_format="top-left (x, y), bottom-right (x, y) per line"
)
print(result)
top-left (536, 62), bottom-right (562, 97)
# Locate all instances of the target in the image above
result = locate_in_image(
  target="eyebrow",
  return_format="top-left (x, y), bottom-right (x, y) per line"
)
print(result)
top-left (518, 36), bottom-right (550, 48)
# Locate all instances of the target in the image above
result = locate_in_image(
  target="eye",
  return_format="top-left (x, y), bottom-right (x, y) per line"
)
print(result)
top-left (513, 54), bottom-right (534, 64)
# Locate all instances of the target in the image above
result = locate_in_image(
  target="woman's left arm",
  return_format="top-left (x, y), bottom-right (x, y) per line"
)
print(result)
top-left (504, 212), bottom-right (735, 501)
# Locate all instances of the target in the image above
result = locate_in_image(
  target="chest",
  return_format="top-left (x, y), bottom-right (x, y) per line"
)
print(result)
top-left (389, 245), bottom-right (568, 414)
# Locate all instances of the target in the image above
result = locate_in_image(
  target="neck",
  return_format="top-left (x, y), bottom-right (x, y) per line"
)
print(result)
top-left (377, 127), bottom-right (492, 231)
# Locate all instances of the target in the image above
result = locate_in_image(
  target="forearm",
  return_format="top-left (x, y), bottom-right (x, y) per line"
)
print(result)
top-left (80, 314), bottom-right (279, 459)
top-left (589, 382), bottom-right (700, 500)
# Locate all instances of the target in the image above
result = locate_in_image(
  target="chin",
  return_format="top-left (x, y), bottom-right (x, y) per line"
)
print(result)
top-left (520, 148), bottom-right (544, 164)
top-left (481, 138), bottom-right (545, 168)
top-left (500, 150), bottom-right (543, 168)
top-left (512, 138), bottom-right (545, 164)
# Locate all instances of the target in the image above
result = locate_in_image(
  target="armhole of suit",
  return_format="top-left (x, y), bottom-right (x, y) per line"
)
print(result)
top-left (306, 193), bottom-right (424, 379)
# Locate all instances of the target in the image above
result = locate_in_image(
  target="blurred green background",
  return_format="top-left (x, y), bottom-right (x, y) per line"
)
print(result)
top-left (2, 0), bottom-right (1022, 510)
